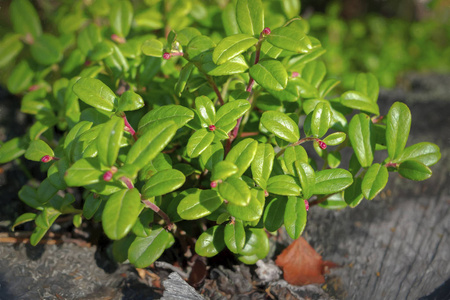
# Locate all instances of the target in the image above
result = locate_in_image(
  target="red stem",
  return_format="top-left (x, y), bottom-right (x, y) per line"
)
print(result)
top-left (122, 114), bottom-right (137, 141)
top-left (142, 199), bottom-right (173, 231)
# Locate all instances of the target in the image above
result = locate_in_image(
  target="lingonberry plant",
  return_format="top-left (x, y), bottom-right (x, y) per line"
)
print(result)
top-left (0, 0), bottom-right (441, 267)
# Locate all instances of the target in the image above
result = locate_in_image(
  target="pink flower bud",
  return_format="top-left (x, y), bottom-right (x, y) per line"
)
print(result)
top-left (264, 190), bottom-right (269, 197)
top-left (208, 124), bottom-right (216, 131)
top-left (28, 85), bottom-right (39, 92)
top-left (103, 171), bottom-right (113, 181)
top-left (262, 27), bottom-right (271, 35)
top-left (111, 34), bottom-right (125, 44)
top-left (304, 200), bottom-right (309, 211)
top-left (163, 52), bottom-right (171, 60)
top-left (210, 181), bottom-right (217, 188)
top-left (41, 155), bottom-right (52, 163)
top-left (292, 72), bottom-right (299, 78)
top-left (318, 141), bottom-right (327, 150)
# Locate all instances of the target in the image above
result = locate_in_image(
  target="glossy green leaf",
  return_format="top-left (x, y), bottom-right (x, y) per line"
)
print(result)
top-left (219, 177), bottom-right (251, 206)
top-left (110, 0), bottom-right (133, 37)
top-left (386, 102), bottom-right (411, 160)
top-left (211, 160), bottom-right (239, 181)
top-left (250, 60), bottom-right (288, 91)
top-left (195, 96), bottom-right (216, 125)
top-left (30, 34), bottom-right (63, 65)
top-left (77, 23), bottom-right (102, 56)
top-left (260, 111), bottom-right (300, 143)
top-left (126, 121), bottom-right (177, 167)
top-left (302, 61), bottom-right (326, 88)
top-left (398, 160), bottom-right (432, 181)
top-left (318, 193), bottom-right (348, 209)
top-left (12, 212), bottom-right (37, 231)
top-left (323, 132), bottom-right (346, 146)
top-left (294, 161), bottom-right (315, 199)
top-left (310, 102), bottom-right (331, 138)
top-left (65, 158), bottom-right (103, 187)
top-left (102, 188), bottom-right (142, 240)
top-left (19, 185), bottom-right (43, 210)
top-left (200, 143), bottom-right (224, 171)
top-left (251, 143), bottom-right (274, 189)
top-left (195, 225), bottom-right (225, 257)
top-left (355, 73), bottom-right (379, 103)
top-left (267, 175), bottom-right (301, 196)
top-left (186, 128), bottom-right (215, 158)
top-left (200, 52), bottom-right (249, 76)
top-left (0, 34), bottom-right (23, 68)
top-left (73, 78), bottom-right (117, 112)
top-left (142, 169), bottom-right (185, 198)
top-left (128, 227), bottom-right (170, 267)
top-left (341, 91), bottom-right (380, 115)
top-left (89, 41), bottom-right (113, 60)
top-left (7, 60), bottom-right (34, 94)
top-left (313, 168), bottom-right (353, 195)
top-left (319, 78), bottom-right (341, 98)
top-left (226, 189), bottom-right (264, 221)
top-left (236, 0), bottom-right (264, 36)
top-left (186, 35), bottom-right (215, 59)
top-left (0, 137), bottom-right (27, 163)
top-left (117, 90), bottom-right (144, 112)
top-left (112, 234), bottom-right (135, 263)
top-left (141, 39), bottom-right (164, 57)
top-left (83, 193), bottom-right (102, 220)
top-left (30, 227), bottom-right (48, 246)
top-left (47, 158), bottom-right (69, 190)
top-left (283, 145), bottom-right (308, 175)
top-left (284, 196), bottom-right (307, 239)
top-left (282, 0), bottom-right (301, 19)
top-left (10, 0), bottom-right (42, 38)
top-left (225, 138), bottom-right (258, 177)
top-left (395, 142), bottom-right (441, 166)
top-left (138, 105), bottom-right (194, 134)
top-left (175, 62), bottom-right (195, 96)
top-left (266, 27), bottom-right (312, 53)
top-left (215, 100), bottom-right (251, 128)
top-left (263, 197), bottom-right (285, 232)
top-left (224, 220), bottom-right (246, 253)
top-left (213, 34), bottom-right (257, 65)
top-left (222, 1), bottom-right (240, 36)
top-left (238, 228), bottom-right (269, 259)
top-left (344, 177), bottom-right (364, 207)
top-left (178, 189), bottom-right (223, 220)
top-left (348, 113), bottom-right (375, 168)
top-left (267, 79), bottom-right (301, 102)
top-left (361, 163), bottom-right (388, 200)
top-left (97, 116), bottom-right (124, 167)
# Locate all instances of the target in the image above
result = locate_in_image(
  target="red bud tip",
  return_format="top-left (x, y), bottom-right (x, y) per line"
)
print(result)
top-left (318, 141), bottom-right (327, 150)
top-left (262, 27), bottom-right (271, 35)
top-left (84, 60), bottom-right (91, 66)
top-left (264, 190), bottom-right (269, 197)
top-left (292, 72), bottom-right (299, 78)
top-left (111, 34), bottom-right (125, 44)
top-left (304, 200), bottom-right (309, 211)
top-left (41, 155), bottom-right (52, 163)
top-left (103, 171), bottom-right (113, 182)
top-left (163, 52), bottom-right (171, 60)
top-left (210, 181), bottom-right (217, 188)
top-left (208, 124), bottom-right (216, 131)
top-left (28, 85), bottom-right (39, 91)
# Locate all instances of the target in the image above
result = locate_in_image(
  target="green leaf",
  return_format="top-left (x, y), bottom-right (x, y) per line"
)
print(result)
top-left (260, 111), bottom-right (299, 143)
top-left (102, 188), bottom-right (143, 240)
top-left (218, 177), bottom-right (251, 206)
top-left (30, 227), bottom-right (48, 246)
top-left (138, 105), bottom-right (194, 134)
top-left (211, 160), bottom-right (239, 181)
top-left (142, 169), bottom-right (185, 198)
top-left (266, 27), bottom-right (312, 53)
top-left (195, 225), bottom-right (225, 257)
top-left (0, 137), bottom-right (27, 163)
top-left (175, 62), bottom-right (195, 96)
top-left (112, 235), bottom-right (135, 263)
top-left (264, 197), bottom-right (286, 232)
top-left (341, 91), bottom-right (380, 115)
top-left (227, 189), bottom-right (264, 221)
top-left (319, 78), bottom-right (341, 98)
top-left (398, 160), bottom-right (432, 181)
top-left (283, 145), bottom-right (308, 175)
top-left (73, 78), bottom-right (117, 112)
top-left (267, 175), bottom-right (301, 196)
top-left (323, 132), bottom-right (346, 146)
top-left (186, 129), bottom-right (215, 158)
top-left (205, 54), bottom-right (249, 76)
top-left (141, 39), bottom-right (164, 57)
top-left (394, 142), bottom-right (441, 166)
top-left (222, 1), bottom-right (240, 35)
top-left (7, 60), bottom-right (34, 94)
top-left (89, 41), bottom-right (113, 60)
top-left (83, 193), bottom-right (102, 220)
top-left (110, 0), bottom-right (133, 37)
top-left (238, 228), bottom-right (269, 259)
top-left (294, 161), bottom-right (315, 199)
top-left (348, 113), bottom-right (375, 168)
top-left (128, 227), bottom-right (170, 268)
top-left (284, 196), bottom-right (307, 239)
top-left (0, 34), bottom-right (23, 68)
top-left (224, 220), bottom-right (246, 253)
top-left (97, 116), bottom-right (124, 167)
top-left (313, 168), bottom-right (353, 194)
top-left (355, 73), bottom-right (379, 103)
top-left (302, 61), bottom-right (326, 88)
top-left (195, 96), bottom-right (216, 125)
top-left (250, 60), bottom-right (288, 91)
top-left (117, 90), bottom-right (145, 112)
top-left (19, 185), bottom-right (43, 210)
top-left (186, 35), bottom-right (215, 59)
top-left (236, 0), bottom-right (264, 36)
top-left (310, 102), bottom-right (331, 138)
top-left (10, 0), bottom-right (42, 38)
top-left (12, 212), bottom-right (37, 231)
top-left (215, 100), bottom-right (251, 128)
top-left (386, 102), bottom-right (411, 160)
top-left (225, 138), bottom-right (258, 177)
top-left (200, 143), bottom-right (224, 171)
top-left (344, 177), bottom-right (364, 207)
top-left (65, 158), bottom-right (103, 187)
top-left (126, 121), bottom-right (177, 167)
top-left (251, 143), bottom-right (274, 189)
top-left (64, 121), bottom-right (93, 161)
top-left (213, 34), bottom-right (257, 65)
top-left (35, 207), bottom-right (60, 229)
top-left (282, 0), bottom-right (301, 19)
top-left (47, 158), bottom-right (69, 190)
top-left (318, 193), bottom-right (348, 209)
top-left (30, 34), bottom-right (63, 65)
top-left (178, 189), bottom-right (223, 220)
top-left (362, 163), bottom-right (389, 200)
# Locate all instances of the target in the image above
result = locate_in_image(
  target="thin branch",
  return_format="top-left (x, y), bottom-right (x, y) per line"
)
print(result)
top-left (142, 199), bottom-right (173, 231)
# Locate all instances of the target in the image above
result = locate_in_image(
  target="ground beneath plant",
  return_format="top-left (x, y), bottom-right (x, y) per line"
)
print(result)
top-left (0, 73), bottom-right (449, 300)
